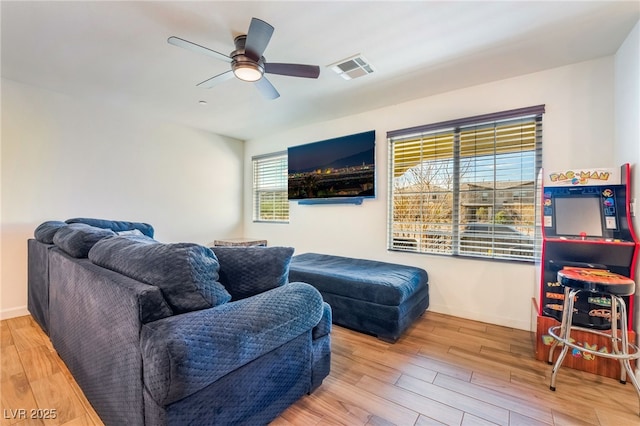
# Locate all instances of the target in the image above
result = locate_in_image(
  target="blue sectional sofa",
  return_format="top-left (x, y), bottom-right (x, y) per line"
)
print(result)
top-left (28, 220), bottom-right (331, 425)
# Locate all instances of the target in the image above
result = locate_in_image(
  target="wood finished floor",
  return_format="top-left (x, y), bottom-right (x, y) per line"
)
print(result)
top-left (2, 312), bottom-right (639, 425)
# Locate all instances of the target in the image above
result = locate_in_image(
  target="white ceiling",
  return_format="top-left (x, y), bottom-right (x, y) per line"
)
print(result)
top-left (2, 1), bottom-right (638, 141)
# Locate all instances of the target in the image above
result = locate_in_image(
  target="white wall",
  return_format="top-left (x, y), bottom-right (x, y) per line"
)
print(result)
top-left (614, 21), bottom-right (640, 337)
top-left (3, 48), bottom-right (632, 331)
top-left (1, 78), bottom-right (244, 319)
top-left (244, 57), bottom-right (617, 331)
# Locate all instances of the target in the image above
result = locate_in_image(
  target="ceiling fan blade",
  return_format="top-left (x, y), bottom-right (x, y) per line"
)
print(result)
top-left (244, 18), bottom-right (274, 61)
top-left (264, 63), bottom-right (320, 79)
top-left (196, 70), bottom-right (235, 89)
top-left (168, 36), bottom-right (232, 63)
top-left (254, 77), bottom-right (280, 100)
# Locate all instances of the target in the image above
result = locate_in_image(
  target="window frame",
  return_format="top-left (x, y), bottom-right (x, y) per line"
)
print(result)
top-left (252, 151), bottom-right (289, 223)
top-left (387, 105), bottom-right (544, 262)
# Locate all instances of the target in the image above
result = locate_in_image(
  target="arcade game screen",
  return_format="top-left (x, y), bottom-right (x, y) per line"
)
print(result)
top-left (554, 196), bottom-right (603, 237)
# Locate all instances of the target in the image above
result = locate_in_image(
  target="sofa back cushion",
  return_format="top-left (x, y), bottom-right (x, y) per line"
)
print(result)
top-left (211, 246), bottom-right (294, 300)
top-left (89, 236), bottom-right (231, 313)
top-left (53, 224), bottom-right (116, 258)
top-left (34, 220), bottom-right (68, 244)
top-left (66, 217), bottom-right (154, 238)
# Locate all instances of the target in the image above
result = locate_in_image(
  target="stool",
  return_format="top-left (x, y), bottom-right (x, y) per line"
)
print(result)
top-left (547, 267), bottom-right (640, 415)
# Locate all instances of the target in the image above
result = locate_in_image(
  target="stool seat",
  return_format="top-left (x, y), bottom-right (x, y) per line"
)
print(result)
top-left (557, 267), bottom-right (635, 296)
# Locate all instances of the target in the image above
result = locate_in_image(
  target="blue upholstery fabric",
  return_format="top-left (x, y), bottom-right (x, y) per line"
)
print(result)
top-left (144, 333), bottom-right (313, 426)
top-left (49, 250), bottom-right (173, 425)
top-left (311, 302), bottom-right (332, 390)
top-left (53, 223), bottom-right (116, 258)
top-left (30, 219), bottom-right (149, 333)
top-left (211, 246), bottom-right (295, 300)
top-left (320, 290), bottom-right (429, 342)
top-left (34, 221), bottom-right (67, 244)
top-left (311, 332), bottom-right (331, 391)
top-left (289, 253), bottom-right (428, 305)
top-left (313, 301), bottom-right (333, 340)
top-left (289, 253), bottom-right (429, 341)
top-left (140, 282), bottom-right (323, 406)
top-left (27, 239), bottom-right (54, 334)
top-left (38, 218), bottom-right (331, 425)
top-left (66, 217), bottom-right (154, 238)
top-left (89, 236), bottom-right (231, 313)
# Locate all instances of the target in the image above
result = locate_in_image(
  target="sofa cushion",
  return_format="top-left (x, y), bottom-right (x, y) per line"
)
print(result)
top-left (53, 224), bottom-right (116, 258)
top-left (289, 253), bottom-right (429, 305)
top-left (116, 229), bottom-right (144, 237)
top-left (89, 236), bottom-right (231, 313)
top-left (66, 217), bottom-right (154, 238)
top-left (211, 246), bottom-right (295, 300)
top-left (140, 281), bottom-right (324, 406)
top-left (34, 220), bottom-right (67, 244)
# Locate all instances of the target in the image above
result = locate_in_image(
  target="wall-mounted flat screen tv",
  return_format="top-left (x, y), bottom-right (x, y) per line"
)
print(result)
top-left (288, 130), bottom-right (376, 201)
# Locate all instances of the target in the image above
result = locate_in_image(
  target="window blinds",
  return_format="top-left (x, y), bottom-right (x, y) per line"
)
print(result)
top-left (388, 105), bottom-right (544, 261)
top-left (252, 152), bottom-right (289, 222)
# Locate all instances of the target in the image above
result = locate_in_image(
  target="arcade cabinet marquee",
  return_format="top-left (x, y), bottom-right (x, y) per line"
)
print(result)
top-left (535, 164), bottom-right (639, 378)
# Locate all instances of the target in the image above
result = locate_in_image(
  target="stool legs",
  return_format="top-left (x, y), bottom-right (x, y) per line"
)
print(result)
top-left (610, 294), bottom-right (625, 383)
top-left (547, 286), bottom-right (572, 367)
top-left (548, 290), bottom-right (640, 416)
top-left (612, 295), bottom-right (640, 408)
top-left (549, 287), bottom-right (576, 392)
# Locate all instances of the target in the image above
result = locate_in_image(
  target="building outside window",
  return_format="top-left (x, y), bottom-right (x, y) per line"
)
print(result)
top-left (388, 105), bottom-right (544, 261)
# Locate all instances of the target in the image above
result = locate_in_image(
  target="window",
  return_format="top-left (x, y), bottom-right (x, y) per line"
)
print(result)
top-left (388, 105), bottom-right (544, 261)
top-left (252, 152), bottom-right (288, 222)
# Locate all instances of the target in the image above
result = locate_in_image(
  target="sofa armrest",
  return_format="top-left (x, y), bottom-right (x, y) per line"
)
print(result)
top-left (313, 302), bottom-right (332, 340)
top-left (140, 281), bottom-right (324, 406)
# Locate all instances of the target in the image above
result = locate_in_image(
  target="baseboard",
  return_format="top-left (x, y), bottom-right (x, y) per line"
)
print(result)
top-left (428, 303), bottom-right (530, 331)
top-left (0, 306), bottom-right (29, 321)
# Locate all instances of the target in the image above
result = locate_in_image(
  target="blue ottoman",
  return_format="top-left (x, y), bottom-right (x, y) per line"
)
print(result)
top-left (289, 253), bottom-right (429, 342)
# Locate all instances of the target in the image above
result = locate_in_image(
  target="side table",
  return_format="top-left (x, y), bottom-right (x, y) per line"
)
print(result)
top-left (209, 238), bottom-right (267, 247)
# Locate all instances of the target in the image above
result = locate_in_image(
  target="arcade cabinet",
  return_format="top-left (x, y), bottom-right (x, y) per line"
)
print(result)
top-left (534, 164), bottom-right (639, 378)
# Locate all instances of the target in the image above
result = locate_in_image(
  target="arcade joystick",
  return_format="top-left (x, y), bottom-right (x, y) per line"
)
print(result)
top-left (580, 232), bottom-right (587, 240)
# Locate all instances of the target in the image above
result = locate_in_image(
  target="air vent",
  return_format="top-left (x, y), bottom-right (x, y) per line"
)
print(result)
top-left (329, 55), bottom-right (374, 80)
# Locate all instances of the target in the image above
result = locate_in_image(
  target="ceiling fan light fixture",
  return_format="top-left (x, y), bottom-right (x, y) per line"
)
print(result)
top-left (169, 17), bottom-right (319, 99)
top-left (233, 62), bottom-right (263, 82)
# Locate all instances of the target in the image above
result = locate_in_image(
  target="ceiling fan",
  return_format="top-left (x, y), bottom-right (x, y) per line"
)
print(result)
top-left (168, 17), bottom-right (320, 100)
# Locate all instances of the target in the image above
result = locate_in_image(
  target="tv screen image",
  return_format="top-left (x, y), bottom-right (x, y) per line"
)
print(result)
top-left (288, 130), bottom-right (376, 201)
